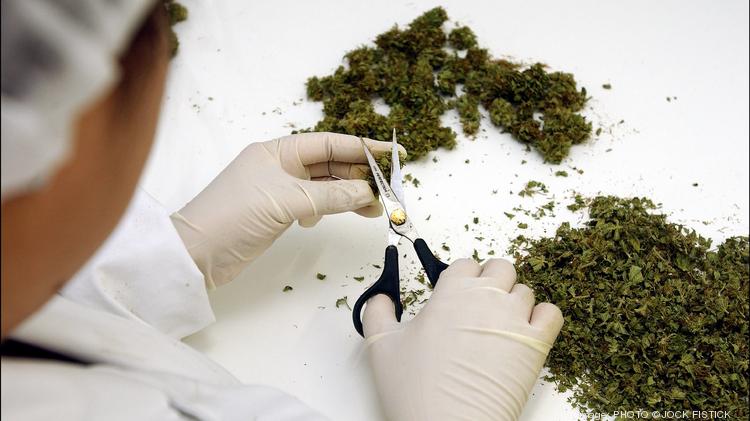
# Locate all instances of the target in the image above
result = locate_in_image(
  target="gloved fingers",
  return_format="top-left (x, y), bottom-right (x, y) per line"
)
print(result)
top-left (298, 215), bottom-right (323, 227)
top-left (306, 162), bottom-right (370, 180)
top-left (304, 180), bottom-right (382, 216)
top-left (300, 178), bottom-right (376, 217)
top-left (479, 258), bottom-right (517, 291)
top-left (353, 201), bottom-right (384, 218)
top-left (432, 258), bottom-right (483, 294)
top-left (362, 294), bottom-right (401, 338)
top-left (509, 283), bottom-right (536, 320)
top-left (530, 302), bottom-right (564, 343)
top-left (442, 277), bottom-right (512, 294)
top-left (289, 132), bottom-right (406, 166)
top-left (440, 258), bottom-right (482, 279)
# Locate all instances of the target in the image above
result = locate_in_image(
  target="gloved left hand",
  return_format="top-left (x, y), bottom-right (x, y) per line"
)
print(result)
top-left (170, 132), bottom-right (404, 289)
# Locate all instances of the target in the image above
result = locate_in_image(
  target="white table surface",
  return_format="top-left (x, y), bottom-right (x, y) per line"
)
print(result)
top-left (141, 1), bottom-right (749, 419)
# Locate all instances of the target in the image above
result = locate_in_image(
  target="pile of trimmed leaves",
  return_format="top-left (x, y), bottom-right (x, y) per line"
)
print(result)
top-left (304, 7), bottom-right (591, 164)
top-left (511, 196), bottom-right (749, 417)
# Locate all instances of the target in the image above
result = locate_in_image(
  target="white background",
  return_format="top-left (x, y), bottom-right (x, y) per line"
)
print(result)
top-left (141, 1), bottom-right (749, 419)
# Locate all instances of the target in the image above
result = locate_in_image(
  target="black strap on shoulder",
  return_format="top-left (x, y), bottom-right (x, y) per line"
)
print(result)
top-left (0, 339), bottom-right (88, 365)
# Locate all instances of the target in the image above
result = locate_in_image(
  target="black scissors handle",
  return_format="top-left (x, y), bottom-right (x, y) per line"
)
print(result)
top-left (352, 241), bottom-right (449, 337)
top-left (413, 238), bottom-right (449, 287)
top-left (352, 245), bottom-right (402, 337)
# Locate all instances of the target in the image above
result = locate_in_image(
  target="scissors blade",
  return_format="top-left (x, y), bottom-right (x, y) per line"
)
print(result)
top-left (390, 129), bottom-right (406, 210)
top-left (360, 137), bottom-right (408, 246)
top-left (359, 137), bottom-right (401, 208)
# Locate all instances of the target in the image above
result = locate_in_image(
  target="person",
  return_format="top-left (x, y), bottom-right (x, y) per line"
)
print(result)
top-left (0, 1), bottom-right (564, 420)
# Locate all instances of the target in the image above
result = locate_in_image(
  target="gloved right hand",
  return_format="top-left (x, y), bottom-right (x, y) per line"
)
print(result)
top-left (362, 258), bottom-right (564, 421)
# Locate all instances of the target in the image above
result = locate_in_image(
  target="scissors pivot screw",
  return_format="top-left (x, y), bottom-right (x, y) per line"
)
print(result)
top-left (389, 209), bottom-right (407, 226)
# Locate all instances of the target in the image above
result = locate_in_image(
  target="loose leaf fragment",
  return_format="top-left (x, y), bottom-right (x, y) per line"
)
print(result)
top-left (336, 296), bottom-right (351, 310)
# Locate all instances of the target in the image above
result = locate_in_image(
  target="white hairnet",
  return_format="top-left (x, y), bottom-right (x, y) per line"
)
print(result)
top-left (1, 0), bottom-right (157, 201)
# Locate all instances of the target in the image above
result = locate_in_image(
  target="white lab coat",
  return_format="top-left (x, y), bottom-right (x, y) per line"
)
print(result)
top-left (1, 190), bottom-right (327, 420)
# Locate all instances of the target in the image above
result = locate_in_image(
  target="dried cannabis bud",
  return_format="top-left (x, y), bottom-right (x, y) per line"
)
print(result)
top-left (316, 273), bottom-right (327, 280)
top-left (448, 26), bottom-right (478, 50)
top-left (304, 7), bottom-right (591, 164)
top-left (511, 196), bottom-right (749, 417)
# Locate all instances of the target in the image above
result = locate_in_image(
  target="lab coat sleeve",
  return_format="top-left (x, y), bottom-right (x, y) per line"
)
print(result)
top-left (1, 358), bottom-right (329, 421)
top-left (60, 188), bottom-right (215, 340)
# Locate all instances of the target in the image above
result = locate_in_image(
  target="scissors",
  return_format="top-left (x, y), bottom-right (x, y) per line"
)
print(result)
top-left (352, 130), bottom-right (449, 337)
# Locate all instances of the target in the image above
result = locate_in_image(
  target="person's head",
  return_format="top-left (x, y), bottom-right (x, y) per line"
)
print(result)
top-left (1, 0), bottom-right (172, 337)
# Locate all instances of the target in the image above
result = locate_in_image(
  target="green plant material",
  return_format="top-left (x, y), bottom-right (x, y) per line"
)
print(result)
top-left (555, 170), bottom-right (569, 177)
top-left (282, 285), bottom-right (293, 292)
top-left (602, 83), bottom-right (612, 89)
top-left (504, 212), bottom-right (515, 219)
top-left (448, 26), bottom-right (478, 50)
top-left (692, 182), bottom-right (699, 187)
top-left (303, 7), bottom-right (590, 165)
top-left (531, 200), bottom-right (556, 219)
top-left (363, 152), bottom-right (405, 193)
top-left (316, 273), bottom-right (327, 280)
top-left (164, 1), bottom-right (188, 57)
top-left (166, 1), bottom-right (188, 25)
top-left (335, 296), bottom-right (351, 310)
top-left (442, 243), bottom-right (451, 251)
top-left (402, 288), bottom-right (426, 310)
top-left (473, 217), bottom-right (479, 224)
top-left (518, 180), bottom-right (548, 197)
top-left (567, 194), bottom-right (587, 211)
top-left (472, 249), bottom-right (483, 263)
top-left (511, 196), bottom-right (749, 417)
top-left (456, 95), bottom-right (481, 135)
top-left (517, 222), bottom-right (528, 229)
top-left (353, 276), bottom-right (365, 282)
top-left (537, 108), bottom-right (591, 163)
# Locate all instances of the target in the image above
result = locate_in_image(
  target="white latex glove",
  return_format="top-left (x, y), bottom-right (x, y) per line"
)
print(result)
top-left (362, 258), bottom-right (564, 421)
top-left (171, 132), bottom-right (405, 289)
